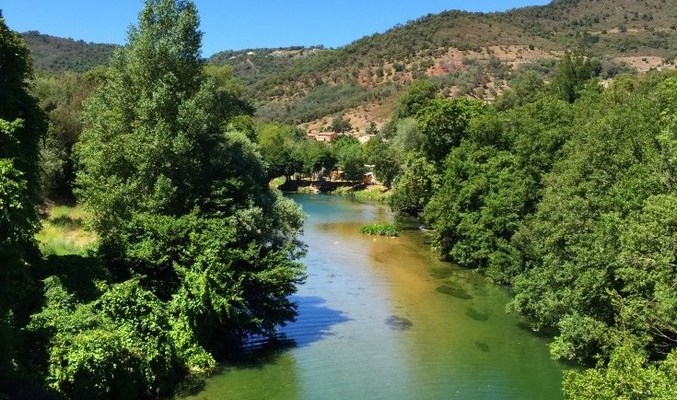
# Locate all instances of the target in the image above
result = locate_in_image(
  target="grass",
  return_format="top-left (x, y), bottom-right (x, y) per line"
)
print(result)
top-left (269, 176), bottom-right (286, 189)
top-left (334, 184), bottom-right (392, 203)
top-left (360, 223), bottom-right (400, 237)
top-left (36, 205), bottom-right (97, 256)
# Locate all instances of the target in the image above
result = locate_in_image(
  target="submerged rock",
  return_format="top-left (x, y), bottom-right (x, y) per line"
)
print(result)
top-left (385, 315), bottom-right (413, 330)
top-left (436, 283), bottom-right (473, 300)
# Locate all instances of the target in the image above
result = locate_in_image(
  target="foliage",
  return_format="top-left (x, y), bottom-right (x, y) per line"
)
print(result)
top-left (387, 70), bottom-right (677, 397)
top-left (28, 278), bottom-right (183, 399)
top-left (423, 98), bottom-right (571, 282)
top-left (0, 15), bottom-right (47, 393)
top-left (551, 51), bottom-right (600, 103)
top-left (394, 78), bottom-right (437, 120)
top-left (33, 68), bottom-right (107, 201)
top-left (360, 223), bottom-right (399, 237)
top-left (65, 0), bottom-right (306, 396)
top-left (509, 78), bottom-right (674, 358)
top-left (330, 114), bottom-right (352, 133)
top-left (563, 343), bottom-right (677, 400)
top-left (364, 138), bottom-right (401, 188)
top-left (257, 123), bottom-right (306, 180)
top-left (390, 153), bottom-right (440, 216)
top-left (21, 31), bottom-right (117, 73)
top-left (330, 136), bottom-right (366, 181)
top-left (416, 98), bottom-right (485, 164)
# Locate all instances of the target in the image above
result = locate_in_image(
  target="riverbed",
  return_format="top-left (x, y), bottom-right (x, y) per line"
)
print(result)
top-left (183, 194), bottom-right (564, 399)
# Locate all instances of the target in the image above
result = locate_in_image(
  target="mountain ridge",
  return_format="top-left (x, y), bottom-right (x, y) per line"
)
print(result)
top-left (20, 0), bottom-right (677, 132)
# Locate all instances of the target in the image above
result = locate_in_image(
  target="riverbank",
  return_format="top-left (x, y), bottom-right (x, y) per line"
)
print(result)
top-left (273, 177), bottom-right (392, 204)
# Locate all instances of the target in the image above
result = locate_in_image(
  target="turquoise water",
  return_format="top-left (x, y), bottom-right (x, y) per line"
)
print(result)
top-left (183, 194), bottom-right (564, 399)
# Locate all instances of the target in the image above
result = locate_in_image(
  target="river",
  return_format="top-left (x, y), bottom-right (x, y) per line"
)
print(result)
top-left (183, 193), bottom-right (564, 399)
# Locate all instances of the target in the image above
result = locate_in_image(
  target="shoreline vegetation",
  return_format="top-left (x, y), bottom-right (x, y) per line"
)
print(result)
top-left (275, 176), bottom-right (392, 204)
top-left (359, 223), bottom-right (400, 237)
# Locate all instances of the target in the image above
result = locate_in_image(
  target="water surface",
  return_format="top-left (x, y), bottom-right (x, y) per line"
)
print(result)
top-left (183, 194), bottom-right (564, 399)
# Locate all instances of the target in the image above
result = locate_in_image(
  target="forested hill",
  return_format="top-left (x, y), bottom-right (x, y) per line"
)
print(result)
top-left (208, 0), bottom-right (677, 130)
top-left (21, 31), bottom-right (117, 72)
top-left (21, 0), bottom-right (677, 128)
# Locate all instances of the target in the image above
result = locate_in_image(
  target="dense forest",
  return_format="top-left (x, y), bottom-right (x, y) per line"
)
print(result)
top-left (1, 0), bottom-right (676, 399)
top-left (20, 32), bottom-right (117, 73)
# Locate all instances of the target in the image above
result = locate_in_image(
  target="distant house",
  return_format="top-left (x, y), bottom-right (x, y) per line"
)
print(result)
top-left (311, 132), bottom-right (338, 143)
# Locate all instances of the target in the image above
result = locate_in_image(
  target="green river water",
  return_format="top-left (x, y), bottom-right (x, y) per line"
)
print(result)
top-left (183, 194), bottom-right (565, 399)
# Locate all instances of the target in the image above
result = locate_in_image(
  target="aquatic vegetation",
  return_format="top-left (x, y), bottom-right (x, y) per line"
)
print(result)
top-left (360, 223), bottom-right (400, 237)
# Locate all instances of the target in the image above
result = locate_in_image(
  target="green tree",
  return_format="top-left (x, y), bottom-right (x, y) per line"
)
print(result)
top-left (416, 98), bottom-right (485, 164)
top-left (330, 114), bottom-right (352, 133)
top-left (364, 138), bottom-right (401, 188)
top-left (510, 76), bottom-right (672, 362)
top-left (552, 52), bottom-right (598, 103)
top-left (0, 15), bottom-right (47, 392)
top-left (394, 78), bottom-right (437, 119)
top-left (390, 153), bottom-right (440, 216)
top-left (330, 136), bottom-right (365, 181)
top-left (33, 68), bottom-right (106, 202)
top-left (564, 343), bottom-right (676, 400)
top-left (257, 122), bottom-right (306, 180)
top-left (72, 0), bottom-right (306, 395)
top-left (297, 140), bottom-right (335, 176)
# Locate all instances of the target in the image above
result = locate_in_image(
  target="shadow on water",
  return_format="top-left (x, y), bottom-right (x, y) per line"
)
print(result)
top-left (283, 295), bottom-right (352, 347)
top-left (227, 295), bottom-right (351, 370)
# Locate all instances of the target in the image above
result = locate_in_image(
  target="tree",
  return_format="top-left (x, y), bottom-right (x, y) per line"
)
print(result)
top-left (563, 343), bottom-right (676, 400)
top-left (390, 153), bottom-right (440, 216)
top-left (257, 122), bottom-right (305, 180)
top-left (364, 138), bottom-right (401, 188)
top-left (552, 52), bottom-right (599, 103)
top-left (509, 75), bottom-right (672, 361)
top-left (394, 78), bottom-right (437, 119)
top-left (330, 136), bottom-right (365, 181)
top-left (0, 15), bottom-right (47, 392)
top-left (72, 0), bottom-right (305, 395)
top-left (330, 114), bottom-right (352, 133)
top-left (33, 68), bottom-right (106, 202)
top-left (416, 98), bottom-right (485, 164)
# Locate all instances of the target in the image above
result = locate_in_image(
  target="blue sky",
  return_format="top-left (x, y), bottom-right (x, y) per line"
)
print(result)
top-left (1, 0), bottom-right (550, 56)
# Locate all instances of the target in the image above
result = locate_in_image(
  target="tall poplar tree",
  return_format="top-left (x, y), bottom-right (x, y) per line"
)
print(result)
top-left (49, 0), bottom-right (307, 395)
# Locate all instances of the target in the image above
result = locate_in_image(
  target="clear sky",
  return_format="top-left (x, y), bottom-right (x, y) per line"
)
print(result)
top-left (1, 0), bottom-right (551, 56)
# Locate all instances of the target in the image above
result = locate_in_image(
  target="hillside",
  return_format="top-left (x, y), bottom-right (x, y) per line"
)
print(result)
top-left (208, 0), bottom-right (677, 133)
top-left (21, 31), bottom-right (117, 73)
top-left (21, 0), bottom-right (677, 132)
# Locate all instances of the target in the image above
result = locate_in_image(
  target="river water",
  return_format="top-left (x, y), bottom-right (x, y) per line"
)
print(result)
top-left (183, 194), bottom-right (564, 399)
